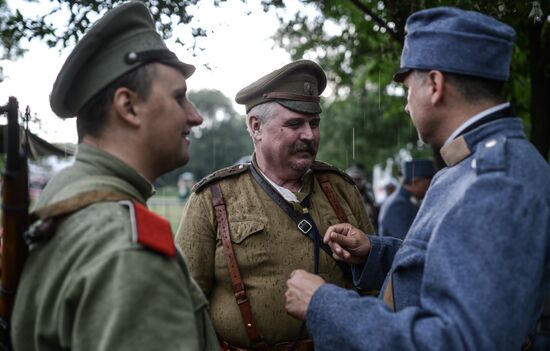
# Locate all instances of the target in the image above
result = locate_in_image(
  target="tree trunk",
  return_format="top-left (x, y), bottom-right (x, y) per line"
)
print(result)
top-left (529, 23), bottom-right (550, 161)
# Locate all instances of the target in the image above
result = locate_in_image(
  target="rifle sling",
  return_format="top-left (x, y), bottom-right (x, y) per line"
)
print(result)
top-left (32, 190), bottom-right (132, 220)
top-left (25, 190), bottom-right (132, 245)
top-left (210, 183), bottom-right (267, 350)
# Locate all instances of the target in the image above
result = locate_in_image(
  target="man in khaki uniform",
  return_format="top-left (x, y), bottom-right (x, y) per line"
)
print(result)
top-left (11, 2), bottom-right (218, 350)
top-left (176, 60), bottom-right (374, 350)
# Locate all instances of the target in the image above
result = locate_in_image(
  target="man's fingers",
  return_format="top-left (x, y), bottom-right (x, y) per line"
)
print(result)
top-left (329, 230), bottom-right (357, 248)
top-left (323, 223), bottom-right (352, 243)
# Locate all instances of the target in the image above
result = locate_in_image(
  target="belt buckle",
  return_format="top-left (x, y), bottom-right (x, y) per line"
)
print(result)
top-left (297, 219), bottom-right (312, 234)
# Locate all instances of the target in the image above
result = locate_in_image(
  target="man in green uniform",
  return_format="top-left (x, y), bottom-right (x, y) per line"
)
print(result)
top-left (11, 2), bottom-right (218, 350)
top-left (176, 60), bottom-right (374, 350)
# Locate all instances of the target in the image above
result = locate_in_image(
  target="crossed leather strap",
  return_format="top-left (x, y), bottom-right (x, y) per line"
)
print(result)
top-left (210, 173), bottom-right (349, 349)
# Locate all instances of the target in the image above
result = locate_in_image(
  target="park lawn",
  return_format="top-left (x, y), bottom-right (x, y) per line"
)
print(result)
top-left (147, 195), bottom-right (186, 234)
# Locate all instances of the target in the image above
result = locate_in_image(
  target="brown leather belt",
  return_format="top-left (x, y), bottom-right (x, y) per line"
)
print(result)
top-left (221, 339), bottom-right (314, 351)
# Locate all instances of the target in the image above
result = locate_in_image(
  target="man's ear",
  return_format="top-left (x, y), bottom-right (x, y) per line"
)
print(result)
top-left (248, 115), bottom-right (262, 141)
top-left (427, 70), bottom-right (445, 105)
top-left (112, 87), bottom-right (141, 127)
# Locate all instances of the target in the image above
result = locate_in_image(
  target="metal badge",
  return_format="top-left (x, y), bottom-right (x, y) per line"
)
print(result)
top-left (304, 82), bottom-right (312, 95)
top-left (125, 51), bottom-right (138, 64)
top-left (485, 139), bottom-right (497, 148)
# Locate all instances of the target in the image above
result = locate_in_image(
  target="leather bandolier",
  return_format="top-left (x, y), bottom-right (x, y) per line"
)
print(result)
top-left (209, 162), bottom-right (354, 351)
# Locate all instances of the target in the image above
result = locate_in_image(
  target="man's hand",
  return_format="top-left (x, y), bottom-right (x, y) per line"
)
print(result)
top-left (324, 223), bottom-right (371, 264)
top-left (285, 270), bottom-right (326, 320)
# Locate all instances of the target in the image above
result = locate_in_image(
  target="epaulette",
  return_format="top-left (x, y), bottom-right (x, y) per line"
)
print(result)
top-left (192, 163), bottom-right (250, 193)
top-left (311, 160), bottom-right (355, 184)
top-left (122, 200), bottom-right (176, 257)
top-left (474, 136), bottom-right (507, 175)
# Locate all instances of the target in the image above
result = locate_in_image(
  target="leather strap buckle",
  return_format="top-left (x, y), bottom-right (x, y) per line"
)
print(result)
top-left (235, 290), bottom-right (248, 305)
top-left (297, 219), bottom-right (312, 234)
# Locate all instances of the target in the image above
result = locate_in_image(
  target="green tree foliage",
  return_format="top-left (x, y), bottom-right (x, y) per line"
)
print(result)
top-left (317, 62), bottom-right (431, 175)
top-left (266, 0), bottom-right (550, 162)
top-left (0, 0), bottom-right (237, 58)
top-left (3, 0), bottom-right (547, 173)
top-left (0, 0), bottom-right (27, 60)
top-left (156, 89), bottom-right (252, 186)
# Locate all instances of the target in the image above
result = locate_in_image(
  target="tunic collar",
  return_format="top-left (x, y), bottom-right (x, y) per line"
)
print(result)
top-left (443, 103), bottom-right (510, 146)
top-left (75, 144), bottom-right (155, 200)
top-left (252, 153), bottom-right (312, 203)
top-left (440, 116), bottom-right (525, 167)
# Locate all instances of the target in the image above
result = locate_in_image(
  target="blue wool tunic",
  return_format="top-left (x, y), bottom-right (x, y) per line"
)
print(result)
top-left (307, 115), bottom-right (550, 350)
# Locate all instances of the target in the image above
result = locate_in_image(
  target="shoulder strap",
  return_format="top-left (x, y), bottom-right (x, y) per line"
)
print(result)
top-left (193, 163), bottom-right (250, 193)
top-left (32, 190), bottom-right (131, 220)
top-left (248, 165), bottom-right (352, 282)
top-left (311, 160), bottom-right (355, 184)
top-left (210, 183), bottom-right (267, 349)
top-left (26, 190), bottom-right (132, 245)
top-left (27, 191), bottom-right (175, 257)
top-left (315, 173), bottom-right (349, 223)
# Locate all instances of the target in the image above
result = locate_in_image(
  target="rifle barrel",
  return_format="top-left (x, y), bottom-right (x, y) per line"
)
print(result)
top-left (0, 96), bottom-right (29, 320)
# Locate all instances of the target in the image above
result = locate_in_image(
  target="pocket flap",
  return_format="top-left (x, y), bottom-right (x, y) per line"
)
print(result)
top-left (227, 220), bottom-right (265, 243)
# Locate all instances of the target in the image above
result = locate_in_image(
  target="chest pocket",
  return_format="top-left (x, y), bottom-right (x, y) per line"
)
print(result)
top-left (226, 220), bottom-right (265, 243)
top-left (217, 219), bottom-right (268, 269)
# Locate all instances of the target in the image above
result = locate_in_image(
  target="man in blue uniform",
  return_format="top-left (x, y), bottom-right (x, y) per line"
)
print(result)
top-left (284, 7), bottom-right (550, 350)
top-left (378, 159), bottom-right (435, 239)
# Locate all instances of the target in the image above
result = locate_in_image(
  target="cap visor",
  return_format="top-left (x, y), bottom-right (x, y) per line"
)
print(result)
top-left (162, 60), bottom-right (195, 78)
top-left (393, 67), bottom-right (412, 83)
top-left (277, 100), bottom-right (321, 115)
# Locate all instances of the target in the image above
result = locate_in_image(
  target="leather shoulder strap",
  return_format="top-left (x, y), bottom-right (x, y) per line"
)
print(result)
top-left (32, 190), bottom-right (131, 220)
top-left (210, 183), bottom-right (267, 348)
top-left (28, 191), bottom-right (175, 257)
top-left (311, 160), bottom-right (355, 184)
top-left (26, 190), bottom-right (132, 246)
top-left (315, 174), bottom-right (349, 223)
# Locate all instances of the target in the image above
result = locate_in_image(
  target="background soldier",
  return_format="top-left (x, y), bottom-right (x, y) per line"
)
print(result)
top-left (11, 2), bottom-right (218, 350)
top-left (378, 159), bottom-right (435, 239)
top-left (176, 60), bottom-right (373, 349)
top-left (345, 164), bottom-right (379, 231)
top-left (284, 7), bottom-right (550, 350)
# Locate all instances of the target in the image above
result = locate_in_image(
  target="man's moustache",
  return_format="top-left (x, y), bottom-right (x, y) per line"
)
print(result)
top-left (293, 142), bottom-right (315, 154)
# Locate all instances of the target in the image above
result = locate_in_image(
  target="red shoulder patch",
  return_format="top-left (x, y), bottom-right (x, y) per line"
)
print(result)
top-left (133, 202), bottom-right (176, 257)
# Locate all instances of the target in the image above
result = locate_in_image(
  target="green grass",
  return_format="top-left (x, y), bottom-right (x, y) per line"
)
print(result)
top-left (147, 194), bottom-right (187, 234)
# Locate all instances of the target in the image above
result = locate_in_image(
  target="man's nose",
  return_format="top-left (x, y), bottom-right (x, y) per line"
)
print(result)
top-left (300, 124), bottom-right (314, 139)
top-left (187, 102), bottom-right (203, 127)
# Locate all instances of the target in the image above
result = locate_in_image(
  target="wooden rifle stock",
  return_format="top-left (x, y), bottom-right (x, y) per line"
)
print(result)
top-left (0, 97), bottom-right (29, 350)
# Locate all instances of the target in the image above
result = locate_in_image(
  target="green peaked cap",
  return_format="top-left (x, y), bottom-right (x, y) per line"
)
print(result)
top-left (235, 60), bottom-right (327, 114)
top-left (50, 1), bottom-right (195, 118)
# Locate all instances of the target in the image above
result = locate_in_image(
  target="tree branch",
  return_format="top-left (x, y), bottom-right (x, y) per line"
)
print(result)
top-left (348, 0), bottom-right (403, 43)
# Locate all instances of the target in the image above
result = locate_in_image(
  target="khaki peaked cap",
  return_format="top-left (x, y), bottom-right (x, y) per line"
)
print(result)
top-left (235, 60), bottom-right (327, 114)
top-left (50, 1), bottom-right (195, 118)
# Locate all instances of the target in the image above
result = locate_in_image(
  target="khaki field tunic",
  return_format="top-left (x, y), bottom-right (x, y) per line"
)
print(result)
top-left (11, 144), bottom-right (218, 351)
top-left (176, 163), bottom-right (373, 347)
